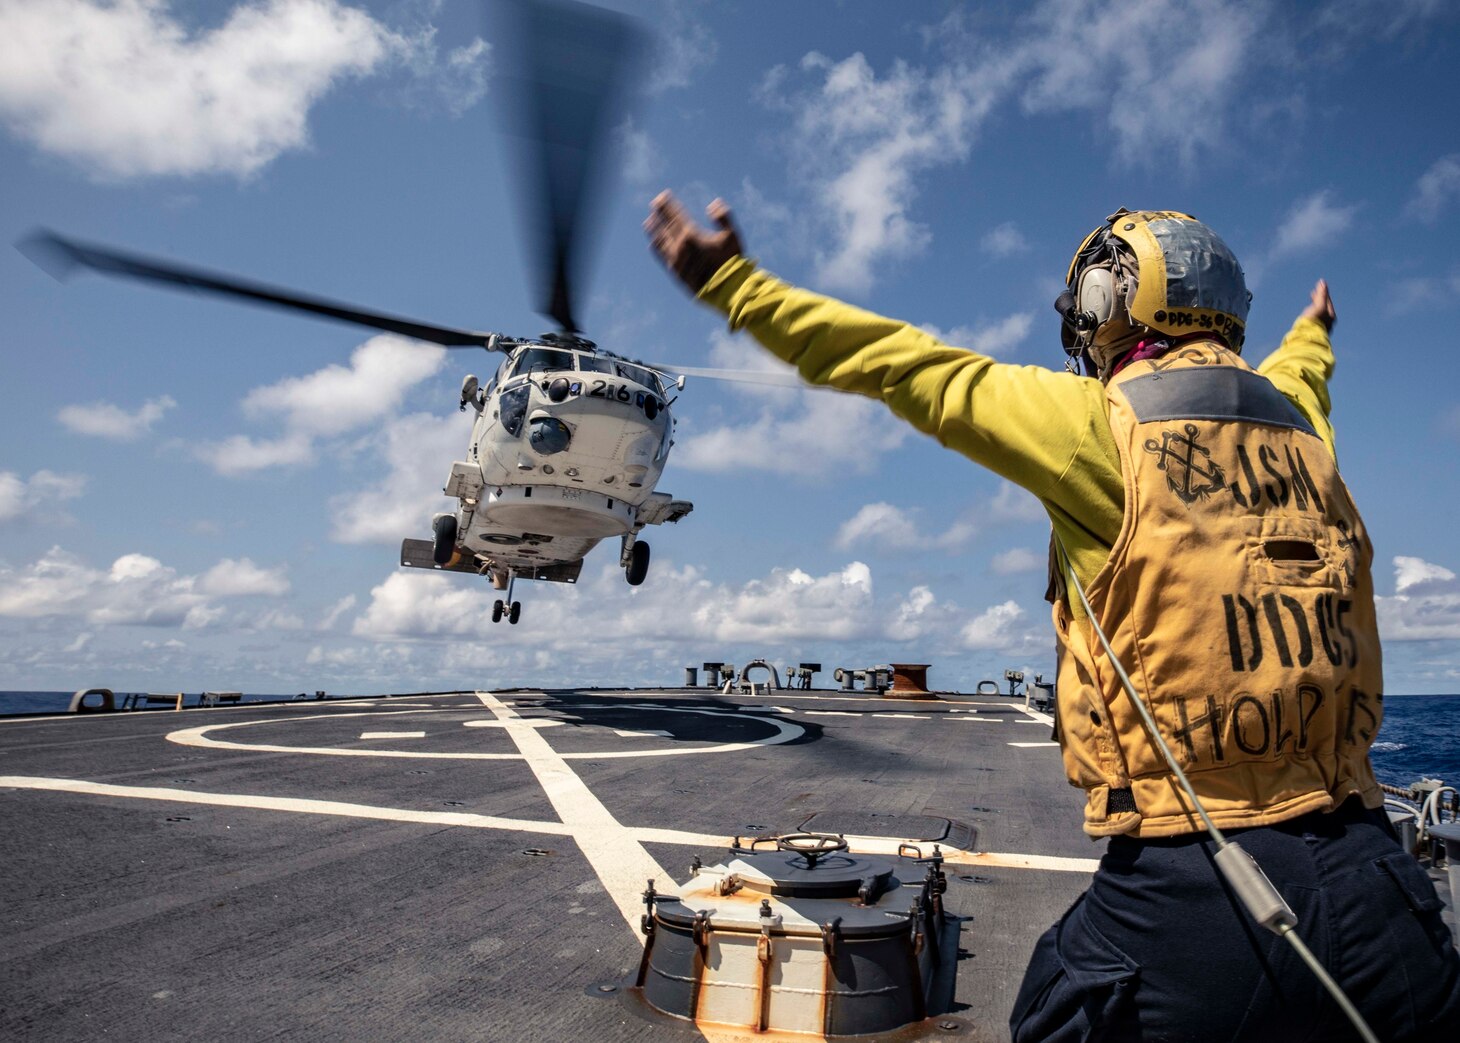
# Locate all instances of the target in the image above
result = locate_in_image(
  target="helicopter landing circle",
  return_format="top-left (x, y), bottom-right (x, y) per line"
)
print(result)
top-left (166, 703), bottom-right (803, 760)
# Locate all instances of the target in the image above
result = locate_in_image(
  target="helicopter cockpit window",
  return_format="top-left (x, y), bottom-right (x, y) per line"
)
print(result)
top-left (616, 362), bottom-right (662, 394)
top-left (512, 348), bottom-right (574, 378)
top-left (499, 384), bottom-right (530, 437)
top-left (576, 355), bottom-right (615, 375)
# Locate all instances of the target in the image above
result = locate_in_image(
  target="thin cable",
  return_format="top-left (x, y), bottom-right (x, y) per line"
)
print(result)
top-left (1056, 541), bottom-right (1380, 1043)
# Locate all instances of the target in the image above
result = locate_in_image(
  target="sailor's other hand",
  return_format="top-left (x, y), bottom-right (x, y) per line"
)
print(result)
top-left (645, 191), bottom-right (743, 294)
top-left (1301, 278), bottom-right (1335, 332)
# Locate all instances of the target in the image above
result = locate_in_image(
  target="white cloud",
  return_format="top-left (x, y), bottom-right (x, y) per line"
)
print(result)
top-left (991, 547), bottom-right (1043, 575)
top-left (354, 557), bottom-right (917, 648)
top-left (242, 336), bottom-right (445, 437)
top-left (1394, 556), bottom-right (1456, 594)
top-left (676, 388), bottom-right (907, 476)
top-left (834, 502), bottom-right (978, 552)
top-left (1377, 556), bottom-right (1460, 642)
top-left (981, 222), bottom-right (1030, 257)
top-left (198, 431), bottom-right (316, 475)
top-left (615, 115), bottom-right (660, 185)
top-left (196, 335), bottom-right (447, 476)
top-left (0, 469), bottom-right (85, 522)
top-left (1406, 154), bottom-right (1460, 223)
top-left (1387, 269), bottom-right (1460, 315)
top-left (0, 0), bottom-right (396, 179)
top-left (1270, 190), bottom-right (1358, 259)
top-left (199, 557), bottom-right (290, 596)
top-left (1015, 0), bottom-right (1262, 166)
top-left (781, 51), bottom-right (978, 294)
top-left (57, 395), bottom-right (176, 439)
top-left (0, 546), bottom-right (294, 631)
top-left (960, 599), bottom-right (1027, 650)
top-left (925, 313), bottom-right (1034, 358)
top-left (646, 1), bottom-right (716, 94)
top-left (320, 593), bottom-right (357, 630)
top-left (329, 410), bottom-right (472, 544)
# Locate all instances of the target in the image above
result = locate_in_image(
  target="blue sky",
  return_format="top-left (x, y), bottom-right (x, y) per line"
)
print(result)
top-left (2, 0), bottom-right (1459, 695)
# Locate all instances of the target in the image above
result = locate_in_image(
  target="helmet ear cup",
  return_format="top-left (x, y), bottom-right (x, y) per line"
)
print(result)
top-left (1076, 266), bottom-right (1116, 328)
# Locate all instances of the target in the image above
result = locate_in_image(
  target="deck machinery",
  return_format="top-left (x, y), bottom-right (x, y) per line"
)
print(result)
top-left (631, 833), bottom-right (964, 1038)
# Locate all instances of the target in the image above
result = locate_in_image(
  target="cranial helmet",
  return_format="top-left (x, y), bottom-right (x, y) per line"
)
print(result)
top-left (1056, 209), bottom-right (1251, 379)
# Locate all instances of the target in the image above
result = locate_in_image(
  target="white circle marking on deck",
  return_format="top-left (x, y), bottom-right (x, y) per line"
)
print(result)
top-left (166, 705), bottom-right (803, 760)
top-left (461, 718), bottom-right (564, 728)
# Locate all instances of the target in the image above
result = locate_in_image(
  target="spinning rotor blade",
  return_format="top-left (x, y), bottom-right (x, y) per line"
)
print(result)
top-left (497, 0), bottom-right (645, 332)
top-left (656, 364), bottom-right (821, 390)
top-left (18, 231), bottom-right (501, 350)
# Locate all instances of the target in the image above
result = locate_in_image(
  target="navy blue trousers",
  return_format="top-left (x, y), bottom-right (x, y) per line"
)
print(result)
top-left (1011, 800), bottom-right (1460, 1042)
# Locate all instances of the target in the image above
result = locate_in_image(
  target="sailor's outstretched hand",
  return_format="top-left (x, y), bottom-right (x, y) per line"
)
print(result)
top-left (645, 191), bottom-right (743, 295)
top-left (1301, 278), bottom-right (1336, 332)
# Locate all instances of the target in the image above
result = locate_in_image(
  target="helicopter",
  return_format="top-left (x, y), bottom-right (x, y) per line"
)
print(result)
top-left (17, 0), bottom-right (767, 626)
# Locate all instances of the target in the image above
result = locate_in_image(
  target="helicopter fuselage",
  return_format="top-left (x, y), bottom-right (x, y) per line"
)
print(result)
top-left (435, 340), bottom-right (690, 584)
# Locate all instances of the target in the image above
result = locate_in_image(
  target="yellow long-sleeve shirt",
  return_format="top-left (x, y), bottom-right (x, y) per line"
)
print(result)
top-left (699, 257), bottom-right (1338, 592)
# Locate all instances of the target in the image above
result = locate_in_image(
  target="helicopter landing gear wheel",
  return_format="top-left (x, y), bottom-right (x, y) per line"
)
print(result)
top-left (626, 540), bottom-right (650, 586)
top-left (508, 601), bottom-right (521, 625)
top-left (432, 515), bottom-right (457, 565)
top-left (492, 599), bottom-right (504, 623)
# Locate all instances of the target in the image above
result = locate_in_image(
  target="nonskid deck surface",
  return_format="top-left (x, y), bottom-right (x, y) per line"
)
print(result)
top-left (0, 688), bottom-right (1096, 1042)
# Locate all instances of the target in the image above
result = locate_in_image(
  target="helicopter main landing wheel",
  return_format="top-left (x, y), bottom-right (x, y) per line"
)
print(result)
top-left (626, 540), bottom-right (650, 586)
top-left (492, 599), bottom-right (504, 623)
top-left (432, 515), bottom-right (458, 565)
top-left (508, 601), bottom-right (521, 625)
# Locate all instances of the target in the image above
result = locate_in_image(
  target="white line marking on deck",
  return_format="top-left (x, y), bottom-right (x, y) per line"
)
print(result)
top-left (0, 777), bottom-right (1101, 877)
top-left (872, 713), bottom-right (922, 719)
top-left (613, 729), bottom-right (672, 738)
top-left (951, 716), bottom-right (1000, 722)
top-left (804, 710), bottom-right (858, 717)
top-left (1008, 702), bottom-right (1055, 726)
top-left (461, 718), bottom-right (563, 729)
top-left (472, 692), bottom-right (670, 937)
top-left (359, 731), bottom-right (425, 740)
top-left (1008, 741), bottom-right (1060, 748)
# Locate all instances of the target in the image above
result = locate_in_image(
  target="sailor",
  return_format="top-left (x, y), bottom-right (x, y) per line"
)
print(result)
top-left (646, 193), bottom-right (1460, 1041)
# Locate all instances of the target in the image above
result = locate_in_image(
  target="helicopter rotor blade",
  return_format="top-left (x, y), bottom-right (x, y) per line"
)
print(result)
top-left (651, 364), bottom-right (825, 390)
top-left (17, 230), bottom-right (505, 351)
top-left (497, 0), bottom-right (646, 333)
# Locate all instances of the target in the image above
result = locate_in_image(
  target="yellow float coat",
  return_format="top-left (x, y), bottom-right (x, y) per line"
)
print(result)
top-left (700, 258), bottom-right (1382, 837)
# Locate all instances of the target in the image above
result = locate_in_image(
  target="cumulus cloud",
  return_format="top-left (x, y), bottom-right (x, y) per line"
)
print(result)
top-left (199, 557), bottom-right (290, 596)
top-left (1387, 269), bottom-right (1460, 315)
top-left (676, 388), bottom-right (907, 476)
top-left (1377, 555), bottom-right (1460, 642)
top-left (0, 0), bottom-right (397, 178)
top-left (1270, 190), bottom-right (1358, 259)
top-left (771, 51), bottom-right (979, 294)
top-left (960, 599), bottom-right (1028, 650)
top-left (0, 469), bottom-right (85, 523)
top-left (1015, 0), bottom-right (1262, 166)
top-left (925, 313), bottom-right (1034, 358)
top-left (57, 395), bottom-right (176, 440)
top-left (834, 502), bottom-right (978, 552)
top-left (196, 335), bottom-right (446, 475)
top-left (0, 547), bottom-right (241, 627)
top-left (1405, 154), bottom-right (1460, 223)
top-left (646, 0), bottom-right (716, 94)
top-left (328, 410), bottom-right (471, 543)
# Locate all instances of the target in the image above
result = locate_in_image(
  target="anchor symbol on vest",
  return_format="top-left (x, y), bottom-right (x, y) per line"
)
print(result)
top-left (1143, 423), bottom-right (1227, 504)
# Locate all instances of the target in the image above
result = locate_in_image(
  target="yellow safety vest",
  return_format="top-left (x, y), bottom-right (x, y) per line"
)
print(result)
top-left (1052, 341), bottom-right (1384, 838)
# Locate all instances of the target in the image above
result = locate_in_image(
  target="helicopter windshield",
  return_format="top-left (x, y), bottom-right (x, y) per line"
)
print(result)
top-left (576, 355), bottom-right (615, 374)
top-left (512, 348), bottom-right (574, 378)
top-left (615, 361), bottom-right (662, 394)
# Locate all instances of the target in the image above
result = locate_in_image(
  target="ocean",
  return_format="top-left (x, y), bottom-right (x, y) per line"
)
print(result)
top-left (1, 689), bottom-right (1455, 789)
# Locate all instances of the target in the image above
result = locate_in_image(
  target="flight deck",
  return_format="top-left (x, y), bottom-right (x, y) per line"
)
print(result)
top-left (0, 687), bottom-right (1098, 1042)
